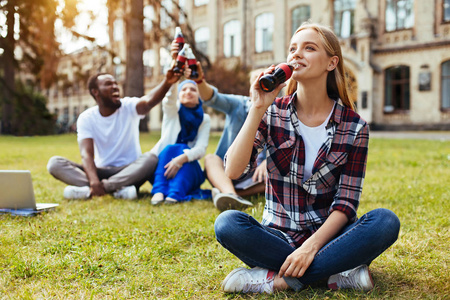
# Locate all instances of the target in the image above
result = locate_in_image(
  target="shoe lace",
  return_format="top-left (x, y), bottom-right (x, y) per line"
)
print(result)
top-left (336, 268), bottom-right (363, 289)
top-left (242, 277), bottom-right (273, 293)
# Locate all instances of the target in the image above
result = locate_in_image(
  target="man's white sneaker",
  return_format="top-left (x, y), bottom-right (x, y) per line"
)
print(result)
top-left (327, 265), bottom-right (374, 291)
top-left (63, 186), bottom-right (90, 199)
top-left (214, 193), bottom-right (253, 211)
top-left (113, 186), bottom-right (137, 200)
top-left (221, 267), bottom-right (275, 294)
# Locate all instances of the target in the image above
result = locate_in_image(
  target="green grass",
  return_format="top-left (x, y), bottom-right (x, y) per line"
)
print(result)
top-left (0, 133), bottom-right (449, 299)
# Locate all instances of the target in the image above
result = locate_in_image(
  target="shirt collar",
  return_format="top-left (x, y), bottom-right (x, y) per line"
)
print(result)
top-left (287, 92), bottom-right (345, 126)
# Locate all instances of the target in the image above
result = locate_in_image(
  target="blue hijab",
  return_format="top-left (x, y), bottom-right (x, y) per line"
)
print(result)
top-left (176, 80), bottom-right (204, 144)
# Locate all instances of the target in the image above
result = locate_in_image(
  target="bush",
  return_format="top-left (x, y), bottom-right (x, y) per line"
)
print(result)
top-left (1, 81), bottom-right (56, 136)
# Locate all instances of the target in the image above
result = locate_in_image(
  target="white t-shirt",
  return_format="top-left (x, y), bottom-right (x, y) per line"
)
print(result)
top-left (298, 105), bottom-right (334, 182)
top-left (77, 97), bottom-right (145, 167)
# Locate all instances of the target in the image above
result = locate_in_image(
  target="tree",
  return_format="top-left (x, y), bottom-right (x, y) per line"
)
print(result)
top-left (0, 0), bottom-right (79, 135)
top-left (106, 0), bottom-right (212, 132)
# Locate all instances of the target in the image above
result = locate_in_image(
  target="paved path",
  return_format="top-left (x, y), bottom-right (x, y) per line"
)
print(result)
top-left (370, 131), bottom-right (450, 141)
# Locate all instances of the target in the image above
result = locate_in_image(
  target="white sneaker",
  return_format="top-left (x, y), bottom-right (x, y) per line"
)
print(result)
top-left (327, 265), bottom-right (374, 291)
top-left (211, 187), bottom-right (220, 200)
top-left (221, 267), bottom-right (275, 294)
top-left (164, 197), bottom-right (178, 204)
top-left (151, 192), bottom-right (165, 205)
top-left (214, 193), bottom-right (253, 211)
top-left (113, 186), bottom-right (137, 200)
top-left (63, 186), bottom-right (90, 199)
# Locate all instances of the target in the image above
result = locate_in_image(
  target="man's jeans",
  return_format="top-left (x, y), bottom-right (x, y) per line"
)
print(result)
top-left (215, 208), bottom-right (400, 291)
top-left (47, 152), bottom-right (158, 193)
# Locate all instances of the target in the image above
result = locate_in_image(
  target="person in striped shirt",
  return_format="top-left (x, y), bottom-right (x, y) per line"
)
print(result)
top-left (215, 22), bottom-right (400, 294)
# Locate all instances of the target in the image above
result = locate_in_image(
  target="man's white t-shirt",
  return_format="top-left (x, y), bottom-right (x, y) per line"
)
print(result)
top-left (77, 97), bottom-right (145, 167)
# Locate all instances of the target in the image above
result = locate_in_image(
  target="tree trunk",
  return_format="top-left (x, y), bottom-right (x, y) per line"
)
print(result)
top-left (1, 0), bottom-right (16, 134)
top-left (124, 0), bottom-right (147, 131)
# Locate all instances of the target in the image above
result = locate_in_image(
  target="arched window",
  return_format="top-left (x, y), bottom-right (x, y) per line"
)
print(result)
top-left (224, 20), bottom-right (241, 57)
top-left (195, 0), bottom-right (208, 6)
top-left (442, 60), bottom-right (450, 110)
top-left (384, 66), bottom-right (410, 112)
top-left (291, 5), bottom-right (310, 36)
top-left (144, 5), bottom-right (154, 33)
top-left (333, 0), bottom-right (355, 38)
top-left (195, 27), bottom-right (210, 54)
top-left (444, 0), bottom-right (450, 22)
top-left (160, 0), bottom-right (172, 29)
top-left (255, 13), bottom-right (273, 53)
top-left (113, 19), bottom-right (124, 41)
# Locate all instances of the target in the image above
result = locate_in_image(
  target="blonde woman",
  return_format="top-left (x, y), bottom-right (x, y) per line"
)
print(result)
top-left (214, 22), bottom-right (400, 294)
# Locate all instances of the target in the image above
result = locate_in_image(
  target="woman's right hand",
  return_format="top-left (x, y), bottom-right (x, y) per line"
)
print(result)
top-left (250, 65), bottom-right (286, 111)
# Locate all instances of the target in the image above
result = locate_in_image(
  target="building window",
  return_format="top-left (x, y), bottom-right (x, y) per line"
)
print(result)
top-left (442, 60), bottom-right (450, 110)
top-left (195, 27), bottom-right (209, 54)
top-left (255, 13), bottom-right (273, 53)
top-left (444, 0), bottom-right (450, 22)
top-left (144, 5), bottom-right (155, 33)
top-left (195, 0), bottom-right (208, 6)
top-left (179, 0), bottom-right (186, 24)
top-left (384, 66), bottom-right (410, 112)
top-left (63, 107), bottom-right (69, 124)
top-left (143, 49), bottom-right (155, 77)
top-left (291, 5), bottom-right (310, 36)
top-left (385, 0), bottom-right (414, 32)
top-left (334, 0), bottom-right (355, 38)
top-left (160, 0), bottom-right (172, 30)
top-left (224, 20), bottom-right (241, 57)
top-left (113, 19), bottom-right (124, 41)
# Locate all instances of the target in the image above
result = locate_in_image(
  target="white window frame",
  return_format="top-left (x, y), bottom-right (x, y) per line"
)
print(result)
top-left (255, 13), bottom-right (274, 53)
top-left (224, 20), bottom-right (241, 57)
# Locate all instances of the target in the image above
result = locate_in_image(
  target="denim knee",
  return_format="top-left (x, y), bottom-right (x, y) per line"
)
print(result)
top-left (371, 208), bottom-right (401, 244)
top-left (214, 210), bottom-right (245, 243)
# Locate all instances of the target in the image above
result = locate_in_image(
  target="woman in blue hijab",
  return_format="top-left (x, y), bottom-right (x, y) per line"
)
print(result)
top-left (150, 80), bottom-right (211, 204)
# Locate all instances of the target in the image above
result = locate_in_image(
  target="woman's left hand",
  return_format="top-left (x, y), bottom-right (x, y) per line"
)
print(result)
top-left (278, 243), bottom-right (318, 278)
top-left (164, 158), bottom-right (183, 179)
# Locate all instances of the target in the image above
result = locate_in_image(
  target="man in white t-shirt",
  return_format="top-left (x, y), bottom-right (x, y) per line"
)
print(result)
top-left (47, 69), bottom-right (181, 199)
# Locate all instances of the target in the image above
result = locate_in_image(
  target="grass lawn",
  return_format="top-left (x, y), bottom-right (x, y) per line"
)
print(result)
top-left (0, 132), bottom-right (448, 299)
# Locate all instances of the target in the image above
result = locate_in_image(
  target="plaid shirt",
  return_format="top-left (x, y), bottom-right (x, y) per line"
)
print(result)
top-left (232, 93), bottom-right (369, 247)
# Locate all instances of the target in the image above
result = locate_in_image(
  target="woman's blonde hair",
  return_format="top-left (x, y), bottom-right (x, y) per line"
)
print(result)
top-left (286, 22), bottom-right (355, 110)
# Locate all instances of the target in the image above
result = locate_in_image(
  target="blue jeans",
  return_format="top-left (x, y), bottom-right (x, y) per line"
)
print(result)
top-left (214, 208), bottom-right (400, 291)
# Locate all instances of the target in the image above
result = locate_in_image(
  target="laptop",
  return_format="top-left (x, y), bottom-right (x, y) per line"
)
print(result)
top-left (0, 170), bottom-right (59, 214)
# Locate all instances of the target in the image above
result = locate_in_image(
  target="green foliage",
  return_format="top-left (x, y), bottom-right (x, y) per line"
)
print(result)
top-left (0, 133), bottom-right (448, 299)
top-left (205, 60), bottom-right (252, 97)
top-left (0, 81), bottom-right (55, 136)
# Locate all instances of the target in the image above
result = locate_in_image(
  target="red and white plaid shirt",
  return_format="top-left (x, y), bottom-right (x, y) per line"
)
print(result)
top-left (227, 93), bottom-right (369, 247)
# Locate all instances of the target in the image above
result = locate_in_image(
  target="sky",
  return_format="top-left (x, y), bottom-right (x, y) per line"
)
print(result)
top-left (56, 0), bottom-right (109, 53)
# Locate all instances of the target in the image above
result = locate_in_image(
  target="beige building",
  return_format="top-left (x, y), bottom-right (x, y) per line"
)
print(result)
top-left (50, 0), bottom-right (450, 131)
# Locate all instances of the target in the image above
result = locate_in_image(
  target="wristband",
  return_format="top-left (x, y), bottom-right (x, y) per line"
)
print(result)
top-left (195, 77), bottom-right (204, 84)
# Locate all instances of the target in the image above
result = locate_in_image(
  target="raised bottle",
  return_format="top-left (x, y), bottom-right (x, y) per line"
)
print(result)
top-left (259, 63), bottom-right (293, 92)
top-left (173, 43), bottom-right (188, 74)
top-left (186, 46), bottom-right (199, 79)
top-left (174, 27), bottom-right (184, 53)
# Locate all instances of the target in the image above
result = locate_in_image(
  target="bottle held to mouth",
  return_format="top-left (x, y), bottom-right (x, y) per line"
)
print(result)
top-left (259, 63), bottom-right (294, 92)
top-left (174, 27), bottom-right (185, 53)
top-left (173, 43), bottom-right (188, 74)
top-left (186, 46), bottom-right (199, 79)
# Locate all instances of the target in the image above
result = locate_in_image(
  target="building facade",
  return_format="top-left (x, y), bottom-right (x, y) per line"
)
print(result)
top-left (49, 0), bottom-right (450, 131)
